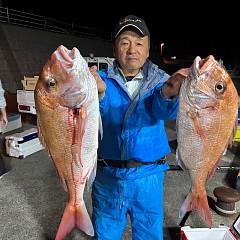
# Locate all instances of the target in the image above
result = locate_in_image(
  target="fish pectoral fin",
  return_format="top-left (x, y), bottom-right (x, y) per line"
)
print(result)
top-left (77, 107), bottom-right (86, 164)
top-left (189, 111), bottom-right (210, 149)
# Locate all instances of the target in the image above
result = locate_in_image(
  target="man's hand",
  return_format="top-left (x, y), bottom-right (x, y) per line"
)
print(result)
top-left (89, 65), bottom-right (106, 99)
top-left (0, 108), bottom-right (8, 128)
top-left (161, 68), bottom-right (189, 99)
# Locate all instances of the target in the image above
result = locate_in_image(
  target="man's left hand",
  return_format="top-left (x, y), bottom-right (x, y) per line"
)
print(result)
top-left (161, 68), bottom-right (189, 99)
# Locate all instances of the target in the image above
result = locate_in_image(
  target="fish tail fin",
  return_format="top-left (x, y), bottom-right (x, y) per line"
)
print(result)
top-left (179, 191), bottom-right (212, 228)
top-left (197, 195), bottom-right (212, 228)
top-left (179, 192), bottom-right (193, 219)
top-left (76, 204), bottom-right (94, 236)
top-left (55, 203), bottom-right (94, 240)
top-left (55, 204), bottom-right (75, 240)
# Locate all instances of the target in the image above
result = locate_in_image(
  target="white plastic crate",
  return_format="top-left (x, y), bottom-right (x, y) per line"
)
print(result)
top-left (181, 214), bottom-right (240, 240)
top-left (181, 225), bottom-right (237, 240)
top-left (5, 128), bottom-right (44, 158)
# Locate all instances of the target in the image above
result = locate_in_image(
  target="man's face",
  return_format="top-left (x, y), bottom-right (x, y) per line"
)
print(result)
top-left (114, 28), bottom-right (149, 76)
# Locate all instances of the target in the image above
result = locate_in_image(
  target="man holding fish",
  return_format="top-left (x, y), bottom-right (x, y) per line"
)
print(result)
top-left (89, 15), bottom-right (189, 240)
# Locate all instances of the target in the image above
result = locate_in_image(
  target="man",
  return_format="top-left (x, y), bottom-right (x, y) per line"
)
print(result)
top-left (0, 79), bottom-right (10, 179)
top-left (90, 15), bottom-right (189, 240)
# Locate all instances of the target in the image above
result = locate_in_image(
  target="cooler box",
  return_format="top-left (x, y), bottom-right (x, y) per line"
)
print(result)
top-left (0, 114), bottom-right (22, 134)
top-left (17, 90), bottom-right (36, 114)
top-left (181, 214), bottom-right (240, 240)
top-left (5, 128), bottom-right (44, 158)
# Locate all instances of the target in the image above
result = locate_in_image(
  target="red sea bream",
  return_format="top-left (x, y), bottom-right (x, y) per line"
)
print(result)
top-left (176, 55), bottom-right (238, 228)
top-left (34, 45), bottom-right (100, 239)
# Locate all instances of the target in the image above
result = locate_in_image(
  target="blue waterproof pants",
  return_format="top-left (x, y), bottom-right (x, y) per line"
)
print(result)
top-left (91, 167), bottom-right (165, 240)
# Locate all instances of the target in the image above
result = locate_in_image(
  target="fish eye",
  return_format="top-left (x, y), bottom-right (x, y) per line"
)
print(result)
top-left (215, 81), bottom-right (225, 93)
top-left (46, 77), bottom-right (57, 89)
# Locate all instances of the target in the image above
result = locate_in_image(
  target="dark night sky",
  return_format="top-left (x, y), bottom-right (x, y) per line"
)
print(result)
top-left (2, 1), bottom-right (240, 66)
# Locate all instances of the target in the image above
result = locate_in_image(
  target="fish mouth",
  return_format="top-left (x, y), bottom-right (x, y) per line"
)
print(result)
top-left (182, 55), bottom-right (226, 110)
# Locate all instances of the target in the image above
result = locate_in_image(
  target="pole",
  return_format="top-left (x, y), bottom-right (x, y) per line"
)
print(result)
top-left (168, 165), bottom-right (240, 171)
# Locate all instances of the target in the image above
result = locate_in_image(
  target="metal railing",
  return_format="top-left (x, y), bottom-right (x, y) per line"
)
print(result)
top-left (0, 7), bottom-right (113, 41)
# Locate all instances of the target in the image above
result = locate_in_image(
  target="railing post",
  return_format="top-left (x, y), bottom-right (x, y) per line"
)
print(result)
top-left (44, 16), bottom-right (47, 30)
top-left (6, 7), bottom-right (10, 23)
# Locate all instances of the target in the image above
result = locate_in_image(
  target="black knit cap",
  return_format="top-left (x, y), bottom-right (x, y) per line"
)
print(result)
top-left (114, 15), bottom-right (150, 38)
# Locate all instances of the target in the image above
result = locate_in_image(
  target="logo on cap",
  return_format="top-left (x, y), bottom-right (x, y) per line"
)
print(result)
top-left (114, 15), bottom-right (150, 38)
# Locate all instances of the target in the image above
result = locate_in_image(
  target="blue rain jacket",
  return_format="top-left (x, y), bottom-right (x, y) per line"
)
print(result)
top-left (96, 59), bottom-right (179, 179)
top-left (92, 59), bottom-right (180, 239)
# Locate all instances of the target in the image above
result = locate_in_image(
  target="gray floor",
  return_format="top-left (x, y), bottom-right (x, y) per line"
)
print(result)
top-left (0, 119), bottom-right (240, 240)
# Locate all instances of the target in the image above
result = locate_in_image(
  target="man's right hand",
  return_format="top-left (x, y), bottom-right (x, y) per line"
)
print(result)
top-left (89, 65), bottom-right (106, 99)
